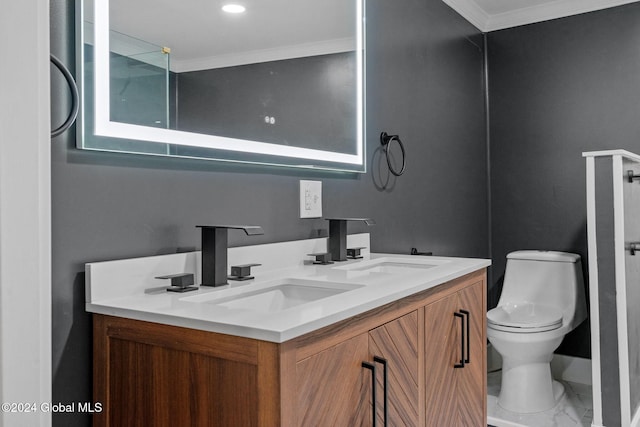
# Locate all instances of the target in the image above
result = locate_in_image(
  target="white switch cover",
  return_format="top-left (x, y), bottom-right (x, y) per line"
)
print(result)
top-left (299, 180), bottom-right (322, 218)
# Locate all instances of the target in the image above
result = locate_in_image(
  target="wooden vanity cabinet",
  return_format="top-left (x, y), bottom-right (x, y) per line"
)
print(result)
top-left (93, 269), bottom-right (486, 427)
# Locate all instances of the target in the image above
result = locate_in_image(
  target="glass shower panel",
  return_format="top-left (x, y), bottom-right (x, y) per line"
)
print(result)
top-left (81, 20), bottom-right (172, 155)
top-left (109, 30), bottom-right (170, 129)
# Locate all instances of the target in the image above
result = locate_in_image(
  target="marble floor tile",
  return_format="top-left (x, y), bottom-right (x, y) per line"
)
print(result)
top-left (487, 371), bottom-right (593, 427)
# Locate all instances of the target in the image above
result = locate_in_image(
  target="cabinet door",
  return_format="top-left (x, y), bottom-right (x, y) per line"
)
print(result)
top-left (94, 316), bottom-right (268, 427)
top-left (455, 280), bottom-right (486, 426)
top-left (296, 333), bottom-right (371, 426)
top-left (369, 310), bottom-right (420, 426)
top-left (424, 292), bottom-right (461, 426)
top-left (424, 280), bottom-right (486, 427)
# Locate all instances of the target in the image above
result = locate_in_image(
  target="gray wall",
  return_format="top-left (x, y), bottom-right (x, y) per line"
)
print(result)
top-left (50, 0), bottom-right (487, 425)
top-left (487, 2), bottom-right (640, 358)
top-left (177, 53), bottom-right (358, 154)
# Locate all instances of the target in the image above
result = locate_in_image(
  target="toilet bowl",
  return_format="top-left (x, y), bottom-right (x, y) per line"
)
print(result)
top-left (487, 251), bottom-right (586, 414)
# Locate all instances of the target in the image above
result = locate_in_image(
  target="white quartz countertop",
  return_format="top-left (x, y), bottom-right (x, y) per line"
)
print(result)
top-left (85, 235), bottom-right (490, 342)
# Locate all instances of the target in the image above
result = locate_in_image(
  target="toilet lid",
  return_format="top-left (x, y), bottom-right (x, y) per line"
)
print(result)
top-left (487, 303), bottom-right (563, 333)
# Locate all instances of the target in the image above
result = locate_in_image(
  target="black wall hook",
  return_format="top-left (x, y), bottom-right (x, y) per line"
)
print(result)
top-left (380, 132), bottom-right (406, 176)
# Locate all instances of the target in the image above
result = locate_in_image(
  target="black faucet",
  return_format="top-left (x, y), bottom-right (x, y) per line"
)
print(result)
top-left (196, 225), bottom-right (264, 287)
top-left (325, 218), bottom-right (375, 262)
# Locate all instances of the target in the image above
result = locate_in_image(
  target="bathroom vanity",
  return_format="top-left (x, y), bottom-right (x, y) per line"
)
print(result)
top-left (87, 235), bottom-right (489, 426)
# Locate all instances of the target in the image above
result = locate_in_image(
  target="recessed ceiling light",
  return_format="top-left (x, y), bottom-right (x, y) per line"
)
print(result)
top-left (222, 4), bottom-right (246, 14)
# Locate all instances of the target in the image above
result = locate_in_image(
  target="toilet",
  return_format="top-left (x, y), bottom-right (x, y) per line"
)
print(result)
top-left (487, 250), bottom-right (587, 414)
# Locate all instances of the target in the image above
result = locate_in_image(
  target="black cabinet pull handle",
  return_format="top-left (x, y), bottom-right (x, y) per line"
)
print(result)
top-left (362, 362), bottom-right (377, 427)
top-left (373, 356), bottom-right (388, 426)
top-left (454, 312), bottom-right (465, 368)
top-left (460, 309), bottom-right (470, 364)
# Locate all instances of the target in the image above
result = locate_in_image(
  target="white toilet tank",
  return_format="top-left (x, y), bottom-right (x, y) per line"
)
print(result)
top-left (499, 250), bottom-right (587, 330)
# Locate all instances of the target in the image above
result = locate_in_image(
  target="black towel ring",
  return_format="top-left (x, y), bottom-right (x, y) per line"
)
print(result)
top-left (380, 132), bottom-right (406, 176)
top-left (50, 54), bottom-right (79, 138)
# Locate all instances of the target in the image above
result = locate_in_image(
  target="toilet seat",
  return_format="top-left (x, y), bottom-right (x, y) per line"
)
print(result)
top-left (487, 303), bottom-right (563, 333)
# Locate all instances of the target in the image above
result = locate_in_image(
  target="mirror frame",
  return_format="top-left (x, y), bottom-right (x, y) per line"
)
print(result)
top-left (77, 0), bottom-right (366, 172)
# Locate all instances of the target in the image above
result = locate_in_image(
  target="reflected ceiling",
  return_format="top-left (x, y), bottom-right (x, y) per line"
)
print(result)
top-left (103, 0), bottom-right (354, 72)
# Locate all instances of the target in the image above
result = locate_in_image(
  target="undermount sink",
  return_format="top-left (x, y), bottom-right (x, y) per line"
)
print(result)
top-left (181, 278), bottom-right (362, 313)
top-left (336, 257), bottom-right (450, 274)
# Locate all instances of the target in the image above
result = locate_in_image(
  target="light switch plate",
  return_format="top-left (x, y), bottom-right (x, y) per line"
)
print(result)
top-left (299, 180), bottom-right (322, 218)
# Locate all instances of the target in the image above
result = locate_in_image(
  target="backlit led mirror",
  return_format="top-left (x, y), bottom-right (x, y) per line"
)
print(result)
top-left (77, 0), bottom-right (365, 172)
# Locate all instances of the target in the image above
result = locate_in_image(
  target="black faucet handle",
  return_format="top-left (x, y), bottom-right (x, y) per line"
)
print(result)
top-left (347, 247), bottom-right (366, 259)
top-left (308, 252), bottom-right (334, 265)
top-left (156, 273), bottom-right (198, 293)
top-left (228, 263), bottom-right (262, 281)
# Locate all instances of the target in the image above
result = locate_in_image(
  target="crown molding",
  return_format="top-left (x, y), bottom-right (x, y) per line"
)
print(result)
top-left (443, 0), bottom-right (640, 32)
top-left (485, 0), bottom-right (640, 31)
top-left (441, 0), bottom-right (491, 31)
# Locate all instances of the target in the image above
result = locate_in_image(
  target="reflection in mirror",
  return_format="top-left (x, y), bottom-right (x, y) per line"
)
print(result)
top-left (78, 0), bottom-right (365, 172)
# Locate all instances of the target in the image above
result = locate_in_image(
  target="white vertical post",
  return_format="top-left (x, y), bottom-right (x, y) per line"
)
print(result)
top-left (0, 0), bottom-right (52, 426)
top-left (613, 155), bottom-right (631, 427)
top-left (585, 156), bottom-right (603, 427)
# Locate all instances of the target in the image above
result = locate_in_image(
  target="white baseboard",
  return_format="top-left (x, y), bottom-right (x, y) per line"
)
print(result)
top-left (551, 354), bottom-right (592, 385)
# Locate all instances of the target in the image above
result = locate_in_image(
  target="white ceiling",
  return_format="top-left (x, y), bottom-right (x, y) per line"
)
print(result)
top-left (442, 0), bottom-right (640, 32)
top-left (103, 0), bottom-right (356, 72)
